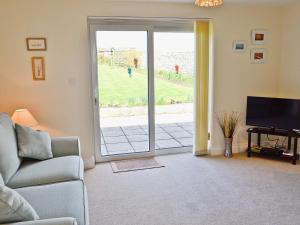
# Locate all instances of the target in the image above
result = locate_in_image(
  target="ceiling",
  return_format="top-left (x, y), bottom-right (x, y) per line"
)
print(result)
top-left (114, 0), bottom-right (297, 5)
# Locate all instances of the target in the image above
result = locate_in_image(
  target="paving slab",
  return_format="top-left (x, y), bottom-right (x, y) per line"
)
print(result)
top-left (101, 127), bottom-right (122, 132)
top-left (170, 131), bottom-right (192, 139)
top-left (177, 122), bottom-right (193, 127)
top-left (100, 122), bottom-right (193, 156)
top-left (155, 132), bottom-right (172, 140)
top-left (163, 126), bottom-right (186, 133)
top-left (131, 141), bottom-right (149, 151)
top-left (181, 125), bottom-right (194, 132)
top-left (183, 128), bottom-right (194, 134)
top-left (141, 127), bottom-right (163, 132)
top-left (159, 123), bottom-right (179, 128)
top-left (123, 128), bottom-right (146, 135)
top-left (106, 142), bottom-right (133, 152)
top-left (181, 124), bottom-right (193, 128)
top-left (154, 127), bottom-right (166, 133)
top-left (156, 139), bottom-right (182, 149)
top-left (102, 130), bottom-right (124, 137)
top-left (126, 134), bottom-right (149, 142)
top-left (122, 125), bottom-right (142, 130)
top-left (176, 137), bottom-right (193, 147)
top-left (104, 136), bottom-right (128, 144)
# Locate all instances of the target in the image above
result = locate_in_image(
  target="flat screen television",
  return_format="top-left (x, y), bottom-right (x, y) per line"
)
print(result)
top-left (246, 96), bottom-right (300, 130)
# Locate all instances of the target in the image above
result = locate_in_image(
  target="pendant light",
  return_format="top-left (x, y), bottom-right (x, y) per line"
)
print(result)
top-left (195, 0), bottom-right (224, 7)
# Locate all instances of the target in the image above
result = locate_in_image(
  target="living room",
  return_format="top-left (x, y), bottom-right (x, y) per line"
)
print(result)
top-left (0, 0), bottom-right (300, 225)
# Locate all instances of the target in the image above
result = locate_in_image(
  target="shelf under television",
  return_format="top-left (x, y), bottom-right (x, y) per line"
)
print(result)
top-left (250, 146), bottom-right (299, 160)
top-left (247, 127), bottom-right (300, 165)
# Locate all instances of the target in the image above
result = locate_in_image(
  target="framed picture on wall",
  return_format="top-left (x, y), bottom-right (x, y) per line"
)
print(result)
top-left (251, 49), bottom-right (266, 64)
top-left (251, 30), bottom-right (267, 45)
top-left (26, 38), bottom-right (47, 51)
top-left (32, 57), bottom-right (45, 80)
top-left (233, 40), bottom-right (246, 52)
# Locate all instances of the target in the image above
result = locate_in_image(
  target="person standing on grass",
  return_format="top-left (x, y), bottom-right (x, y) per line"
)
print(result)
top-left (128, 67), bottom-right (132, 78)
top-left (134, 58), bottom-right (138, 68)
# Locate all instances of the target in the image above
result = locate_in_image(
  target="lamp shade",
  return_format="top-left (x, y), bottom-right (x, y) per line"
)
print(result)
top-left (11, 109), bottom-right (38, 127)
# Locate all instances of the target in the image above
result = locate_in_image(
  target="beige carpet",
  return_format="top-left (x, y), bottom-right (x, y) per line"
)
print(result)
top-left (110, 158), bottom-right (164, 173)
top-left (85, 153), bottom-right (300, 225)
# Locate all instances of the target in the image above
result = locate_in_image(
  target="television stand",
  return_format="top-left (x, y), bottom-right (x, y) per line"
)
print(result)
top-left (247, 127), bottom-right (300, 165)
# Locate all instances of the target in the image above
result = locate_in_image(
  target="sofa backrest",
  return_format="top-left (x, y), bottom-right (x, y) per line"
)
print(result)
top-left (0, 113), bottom-right (22, 184)
top-left (0, 173), bottom-right (3, 186)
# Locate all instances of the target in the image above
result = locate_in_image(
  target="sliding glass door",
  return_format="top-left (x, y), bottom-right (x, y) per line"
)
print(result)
top-left (90, 25), bottom-right (155, 161)
top-left (98, 30), bottom-right (151, 156)
top-left (154, 32), bottom-right (194, 150)
top-left (89, 20), bottom-right (194, 162)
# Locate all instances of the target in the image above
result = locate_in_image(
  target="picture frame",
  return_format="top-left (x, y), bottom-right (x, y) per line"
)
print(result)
top-left (31, 57), bottom-right (45, 80)
top-left (233, 40), bottom-right (246, 52)
top-left (251, 30), bottom-right (267, 45)
top-left (251, 49), bottom-right (266, 64)
top-left (26, 38), bottom-right (47, 51)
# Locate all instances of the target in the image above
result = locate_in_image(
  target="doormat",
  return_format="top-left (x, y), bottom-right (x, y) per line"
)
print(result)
top-left (110, 158), bottom-right (164, 173)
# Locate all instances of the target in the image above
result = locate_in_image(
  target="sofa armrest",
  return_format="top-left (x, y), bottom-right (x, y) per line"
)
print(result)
top-left (2, 217), bottom-right (77, 225)
top-left (51, 137), bottom-right (81, 157)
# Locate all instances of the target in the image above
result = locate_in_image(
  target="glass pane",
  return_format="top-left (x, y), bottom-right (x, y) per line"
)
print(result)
top-left (154, 32), bottom-right (194, 150)
top-left (96, 31), bottom-right (149, 156)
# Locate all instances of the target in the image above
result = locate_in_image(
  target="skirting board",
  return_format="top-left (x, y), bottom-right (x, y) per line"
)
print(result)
top-left (83, 156), bottom-right (96, 170)
top-left (84, 143), bottom-right (247, 169)
top-left (210, 142), bottom-right (248, 156)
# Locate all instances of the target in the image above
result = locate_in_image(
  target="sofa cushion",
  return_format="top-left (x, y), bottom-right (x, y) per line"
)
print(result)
top-left (7, 156), bottom-right (83, 189)
top-left (0, 113), bottom-right (22, 184)
top-left (15, 124), bottom-right (53, 160)
top-left (3, 217), bottom-right (78, 225)
top-left (0, 185), bottom-right (39, 223)
top-left (16, 181), bottom-right (88, 225)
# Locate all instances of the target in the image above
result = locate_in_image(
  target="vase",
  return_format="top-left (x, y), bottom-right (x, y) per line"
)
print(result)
top-left (224, 138), bottom-right (233, 158)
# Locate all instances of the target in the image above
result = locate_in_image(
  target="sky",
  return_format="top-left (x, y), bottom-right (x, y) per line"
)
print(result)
top-left (96, 31), bottom-right (194, 53)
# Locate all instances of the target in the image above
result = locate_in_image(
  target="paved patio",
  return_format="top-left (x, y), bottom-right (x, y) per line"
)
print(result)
top-left (101, 122), bottom-right (193, 156)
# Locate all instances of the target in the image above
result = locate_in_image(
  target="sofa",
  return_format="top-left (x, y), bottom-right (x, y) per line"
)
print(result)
top-left (0, 113), bottom-right (89, 225)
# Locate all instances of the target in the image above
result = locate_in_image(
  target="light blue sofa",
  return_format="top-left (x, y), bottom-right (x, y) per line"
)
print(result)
top-left (0, 113), bottom-right (89, 225)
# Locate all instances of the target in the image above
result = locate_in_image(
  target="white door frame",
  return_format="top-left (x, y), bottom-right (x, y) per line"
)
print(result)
top-left (89, 23), bottom-right (155, 162)
top-left (88, 17), bottom-right (200, 163)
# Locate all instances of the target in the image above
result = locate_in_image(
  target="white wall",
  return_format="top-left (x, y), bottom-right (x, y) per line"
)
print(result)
top-left (278, 2), bottom-right (300, 99)
top-left (0, 0), bottom-right (282, 167)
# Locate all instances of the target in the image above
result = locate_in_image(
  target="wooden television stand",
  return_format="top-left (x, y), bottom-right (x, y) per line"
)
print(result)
top-left (247, 127), bottom-right (300, 165)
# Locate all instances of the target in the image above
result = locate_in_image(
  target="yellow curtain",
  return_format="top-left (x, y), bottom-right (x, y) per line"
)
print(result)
top-left (193, 21), bottom-right (210, 156)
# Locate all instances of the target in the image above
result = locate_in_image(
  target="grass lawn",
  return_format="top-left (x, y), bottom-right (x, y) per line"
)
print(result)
top-left (99, 64), bottom-right (193, 107)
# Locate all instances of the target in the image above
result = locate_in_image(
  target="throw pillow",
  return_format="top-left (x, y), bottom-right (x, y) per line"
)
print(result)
top-left (15, 124), bottom-right (53, 160)
top-left (0, 185), bottom-right (39, 223)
